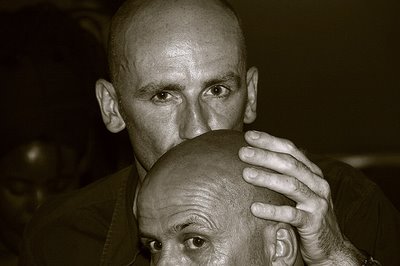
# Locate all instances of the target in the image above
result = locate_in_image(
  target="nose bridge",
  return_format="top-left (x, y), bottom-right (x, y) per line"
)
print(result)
top-left (33, 187), bottom-right (47, 209)
top-left (179, 96), bottom-right (210, 140)
top-left (157, 247), bottom-right (188, 266)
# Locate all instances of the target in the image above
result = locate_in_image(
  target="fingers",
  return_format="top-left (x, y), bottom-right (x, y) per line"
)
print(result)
top-left (244, 130), bottom-right (323, 176)
top-left (243, 167), bottom-right (328, 210)
top-left (239, 146), bottom-right (328, 197)
top-left (251, 202), bottom-right (307, 228)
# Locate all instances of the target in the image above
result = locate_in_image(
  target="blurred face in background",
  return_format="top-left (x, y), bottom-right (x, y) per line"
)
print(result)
top-left (0, 4), bottom-right (107, 255)
top-left (0, 141), bottom-right (81, 237)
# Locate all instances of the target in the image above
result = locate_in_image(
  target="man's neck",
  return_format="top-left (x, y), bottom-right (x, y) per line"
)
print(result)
top-left (133, 158), bottom-right (146, 218)
top-left (134, 158), bottom-right (147, 182)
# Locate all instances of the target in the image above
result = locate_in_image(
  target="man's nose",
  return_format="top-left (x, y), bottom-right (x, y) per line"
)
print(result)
top-left (157, 251), bottom-right (188, 266)
top-left (33, 188), bottom-right (47, 209)
top-left (27, 187), bottom-right (47, 212)
top-left (179, 100), bottom-right (210, 140)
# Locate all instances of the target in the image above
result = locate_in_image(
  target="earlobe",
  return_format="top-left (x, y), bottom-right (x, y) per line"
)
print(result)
top-left (95, 79), bottom-right (126, 133)
top-left (264, 223), bottom-right (299, 266)
top-left (244, 66), bottom-right (258, 124)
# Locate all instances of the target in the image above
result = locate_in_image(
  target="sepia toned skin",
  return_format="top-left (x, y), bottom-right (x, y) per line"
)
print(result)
top-left (96, 0), bottom-right (257, 178)
top-left (138, 130), bottom-right (302, 265)
top-left (96, 0), bottom-right (369, 264)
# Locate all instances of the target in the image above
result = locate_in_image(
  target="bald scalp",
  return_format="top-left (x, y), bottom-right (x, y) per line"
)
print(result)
top-left (108, 0), bottom-right (246, 88)
top-left (140, 130), bottom-right (294, 219)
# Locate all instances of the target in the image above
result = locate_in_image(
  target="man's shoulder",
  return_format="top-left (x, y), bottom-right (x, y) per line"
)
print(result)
top-left (310, 155), bottom-right (400, 265)
top-left (309, 154), bottom-right (384, 220)
top-left (20, 166), bottom-right (134, 265)
top-left (310, 154), bottom-right (377, 198)
top-left (309, 154), bottom-right (393, 226)
top-left (34, 166), bottom-right (132, 222)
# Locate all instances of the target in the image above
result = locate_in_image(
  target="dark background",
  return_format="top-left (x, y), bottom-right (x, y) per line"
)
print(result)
top-left (230, 0), bottom-right (399, 155)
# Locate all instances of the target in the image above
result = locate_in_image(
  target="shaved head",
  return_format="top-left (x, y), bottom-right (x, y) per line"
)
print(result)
top-left (96, 0), bottom-right (258, 181)
top-left (139, 130), bottom-right (293, 216)
top-left (137, 130), bottom-right (296, 265)
top-left (108, 0), bottom-right (246, 88)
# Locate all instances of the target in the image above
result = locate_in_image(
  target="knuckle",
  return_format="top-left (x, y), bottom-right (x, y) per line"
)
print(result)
top-left (319, 179), bottom-right (331, 198)
top-left (280, 154), bottom-right (297, 171)
top-left (317, 198), bottom-right (329, 213)
top-left (287, 207), bottom-right (298, 221)
top-left (290, 178), bottom-right (310, 197)
top-left (286, 176), bottom-right (299, 192)
top-left (293, 158), bottom-right (304, 170)
top-left (283, 139), bottom-right (296, 152)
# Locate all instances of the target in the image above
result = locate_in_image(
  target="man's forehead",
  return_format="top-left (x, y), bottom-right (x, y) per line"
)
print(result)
top-left (113, 0), bottom-right (244, 75)
top-left (139, 191), bottom-right (226, 238)
top-left (119, 38), bottom-right (243, 92)
top-left (125, 12), bottom-right (242, 64)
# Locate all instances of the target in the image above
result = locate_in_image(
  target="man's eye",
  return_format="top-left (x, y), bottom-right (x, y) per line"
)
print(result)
top-left (148, 240), bottom-right (163, 253)
top-left (185, 237), bottom-right (206, 250)
top-left (204, 85), bottom-right (230, 98)
top-left (151, 91), bottom-right (173, 102)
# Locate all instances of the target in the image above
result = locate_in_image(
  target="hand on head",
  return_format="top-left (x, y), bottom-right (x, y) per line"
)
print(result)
top-left (239, 131), bottom-right (363, 265)
top-left (138, 130), bottom-right (303, 265)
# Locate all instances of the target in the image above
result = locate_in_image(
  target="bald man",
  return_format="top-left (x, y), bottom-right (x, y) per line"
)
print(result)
top-left (138, 130), bottom-right (304, 265)
top-left (20, 0), bottom-right (398, 265)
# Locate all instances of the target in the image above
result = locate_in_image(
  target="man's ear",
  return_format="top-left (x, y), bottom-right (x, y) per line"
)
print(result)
top-left (95, 79), bottom-right (126, 133)
top-left (264, 222), bottom-right (299, 266)
top-left (244, 66), bottom-right (258, 124)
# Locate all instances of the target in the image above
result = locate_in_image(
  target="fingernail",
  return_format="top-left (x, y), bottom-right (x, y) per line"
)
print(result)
top-left (242, 147), bottom-right (255, 157)
top-left (249, 131), bottom-right (260, 140)
top-left (251, 203), bottom-right (263, 212)
top-left (244, 168), bottom-right (258, 179)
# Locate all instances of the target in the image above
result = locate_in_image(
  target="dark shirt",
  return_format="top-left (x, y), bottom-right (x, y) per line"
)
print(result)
top-left (19, 157), bottom-right (400, 266)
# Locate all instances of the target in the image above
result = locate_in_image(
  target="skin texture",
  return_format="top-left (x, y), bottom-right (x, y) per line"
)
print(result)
top-left (96, 0), bottom-right (258, 177)
top-left (138, 130), bottom-right (301, 265)
top-left (96, 0), bottom-right (368, 264)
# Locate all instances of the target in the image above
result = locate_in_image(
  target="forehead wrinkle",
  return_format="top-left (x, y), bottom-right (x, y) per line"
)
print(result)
top-left (166, 212), bottom-right (218, 236)
top-left (145, 178), bottom-right (227, 222)
top-left (139, 196), bottom-right (222, 240)
top-left (161, 182), bottom-right (223, 212)
top-left (175, 175), bottom-right (240, 212)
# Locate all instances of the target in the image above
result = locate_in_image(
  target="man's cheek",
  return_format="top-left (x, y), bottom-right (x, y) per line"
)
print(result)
top-left (210, 98), bottom-right (246, 126)
top-left (209, 108), bottom-right (244, 130)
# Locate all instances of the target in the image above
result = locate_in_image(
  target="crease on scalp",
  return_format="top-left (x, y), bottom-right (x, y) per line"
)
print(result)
top-left (107, 0), bottom-right (247, 91)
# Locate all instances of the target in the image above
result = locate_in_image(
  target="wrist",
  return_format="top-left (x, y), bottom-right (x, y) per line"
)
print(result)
top-left (328, 240), bottom-right (381, 266)
top-left (359, 250), bottom-right (382, 266)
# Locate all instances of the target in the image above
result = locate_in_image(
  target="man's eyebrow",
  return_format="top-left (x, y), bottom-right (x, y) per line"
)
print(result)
top-left (135, 83), bottom-right (185, 98)
top-left (203, 71), bottom-right (242, 89)
top-left (138, 222), bottom-right (192, 243)
top-left (139, 231), bottom-right (158, 241)
top-left (135, 72), bottom-right (242, 98)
